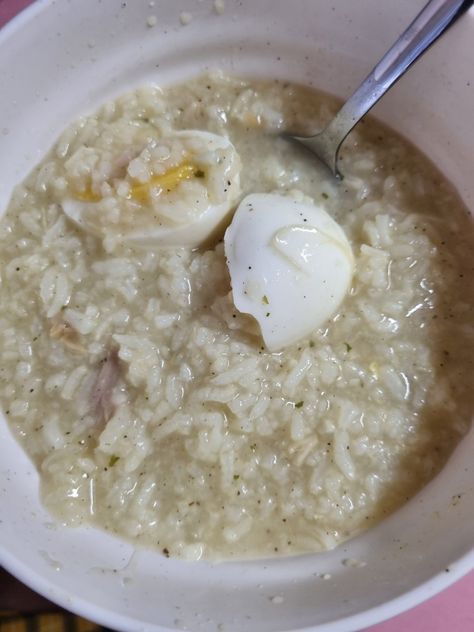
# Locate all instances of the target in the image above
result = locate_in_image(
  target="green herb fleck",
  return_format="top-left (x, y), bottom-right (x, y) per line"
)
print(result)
top-left (250, 443), bottom-right (257, 450)
top-left (309, 340), bottom-right (315, 348)
top-left (262, 295), bottom-right (269, 305)
top-left (194, 169), bottom-right (205, 178)
top-left (266, 312), bottom-right (270, 317)
top-left (233, 474), bottom-right (240, 480)
top-left (295, 401), bottom-right (304, 408)
top-left (108, 455), bottom-right (120, 467)
top-left (344, 342), bottom-right (352, 352)
top-left (321, 192), bottom-right (329, 199)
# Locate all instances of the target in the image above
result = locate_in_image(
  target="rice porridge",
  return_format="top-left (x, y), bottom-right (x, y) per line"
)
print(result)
top-left (1, 73), bottom-right (473, 560)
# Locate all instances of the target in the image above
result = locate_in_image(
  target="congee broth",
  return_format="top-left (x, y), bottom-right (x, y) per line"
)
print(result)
top-left (0, 73), bottom-right (473, 560)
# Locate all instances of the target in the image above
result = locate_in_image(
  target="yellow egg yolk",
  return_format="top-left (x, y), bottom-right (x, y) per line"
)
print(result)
top-left (72, 162), bottom-right (204, 205)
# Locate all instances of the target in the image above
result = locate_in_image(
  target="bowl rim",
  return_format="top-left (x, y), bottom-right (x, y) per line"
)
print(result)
top-left (0, 1), bottom-right (473, 631)
top-left (2, 540), bottom-right (473, 632)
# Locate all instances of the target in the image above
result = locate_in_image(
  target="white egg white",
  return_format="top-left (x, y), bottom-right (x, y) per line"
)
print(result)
top-left (224, 192), bottom-right (354, 351)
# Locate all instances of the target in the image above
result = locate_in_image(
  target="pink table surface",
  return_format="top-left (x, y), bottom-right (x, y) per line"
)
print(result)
top-left (1, 0), bottom-right (473, 630)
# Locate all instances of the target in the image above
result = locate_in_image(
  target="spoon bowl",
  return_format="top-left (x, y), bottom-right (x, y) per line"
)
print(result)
top-left (287, 0), bottom-right (473, 178)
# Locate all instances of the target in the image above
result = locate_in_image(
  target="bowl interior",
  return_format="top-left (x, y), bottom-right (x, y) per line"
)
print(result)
top-left (0, 1), bottom-right (473, 631)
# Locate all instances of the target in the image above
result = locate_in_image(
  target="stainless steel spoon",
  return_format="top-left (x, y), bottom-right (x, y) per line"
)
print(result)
top-left (288, 0), bottom-right (473, 179)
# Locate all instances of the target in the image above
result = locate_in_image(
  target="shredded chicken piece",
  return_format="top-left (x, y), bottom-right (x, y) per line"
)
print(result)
top-left (90, 348), bottom-right (121, 424)
top-left (289, 436), bottom-right (319, 467)
top-left (49, 316), bottom-right (86, 353)
top-left (109, 145), bottom-right (144, 180)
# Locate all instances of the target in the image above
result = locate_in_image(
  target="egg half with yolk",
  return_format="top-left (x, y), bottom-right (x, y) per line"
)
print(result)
top-left (61, 130), bottom-right (241, 248)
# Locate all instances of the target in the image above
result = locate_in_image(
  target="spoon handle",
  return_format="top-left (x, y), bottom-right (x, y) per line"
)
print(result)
top-left (320, 0), bottom-right (473, 175)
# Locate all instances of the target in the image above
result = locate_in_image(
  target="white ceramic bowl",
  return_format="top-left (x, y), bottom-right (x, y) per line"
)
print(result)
top-left (1, 1), bottom-right (473, 631)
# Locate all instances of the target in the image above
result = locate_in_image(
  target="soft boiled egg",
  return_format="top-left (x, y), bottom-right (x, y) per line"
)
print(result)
top-left (224, 192), bottom-right (354, 351)
top-left (61, 130), bottom-right (241, 248)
